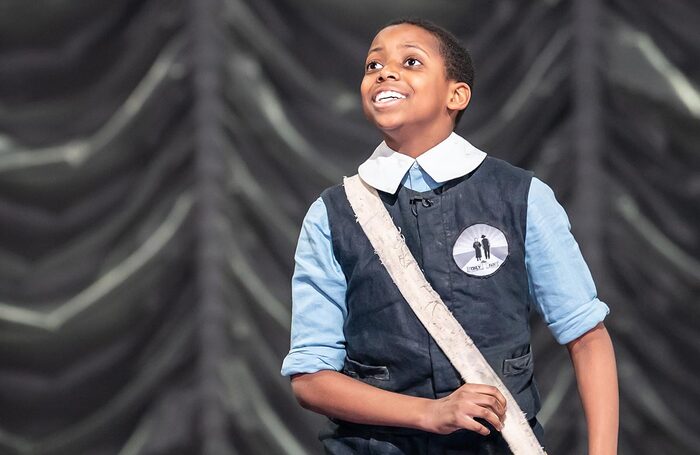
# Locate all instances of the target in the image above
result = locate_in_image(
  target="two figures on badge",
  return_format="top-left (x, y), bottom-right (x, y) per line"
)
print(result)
top-left (453, 223), bottom-right (508, 277)
top-left (473, 235), bottom-right (491, 261)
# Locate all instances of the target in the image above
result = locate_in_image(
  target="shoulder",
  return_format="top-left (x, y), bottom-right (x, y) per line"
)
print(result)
top-left (320, 177), bottom-right (364, 216)
top-left (320, 181), bottom-right (346, 203)
top-left (527, 177), bottom-right (567, 216)
top-left (480, 156), bottom-right (534, 182)
top-left (472, 157), bottom-right (534, 205)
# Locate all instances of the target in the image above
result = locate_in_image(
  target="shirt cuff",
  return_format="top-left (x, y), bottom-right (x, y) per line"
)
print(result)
top-left (280, 346), bottom-right (346, 377)
top-left (548, 298), bottom-right (610, 345)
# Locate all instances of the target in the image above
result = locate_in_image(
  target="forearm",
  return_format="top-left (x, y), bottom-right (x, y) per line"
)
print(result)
top-left (291, 370), bottom-right (432, 430)
top-left (567, 322), bottom-right (619, 455)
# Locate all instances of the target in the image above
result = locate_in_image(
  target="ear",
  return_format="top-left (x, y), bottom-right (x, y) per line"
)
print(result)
top-left (446, 81), bottom-right (471, 113)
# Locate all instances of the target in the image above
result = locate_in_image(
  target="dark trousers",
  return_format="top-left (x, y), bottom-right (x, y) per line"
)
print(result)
top-left (320, 418), bottom-right (545, 454)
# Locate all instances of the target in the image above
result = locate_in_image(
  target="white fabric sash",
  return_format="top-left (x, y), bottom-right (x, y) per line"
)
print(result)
top-left (343, 174), bottom-right (545, 455)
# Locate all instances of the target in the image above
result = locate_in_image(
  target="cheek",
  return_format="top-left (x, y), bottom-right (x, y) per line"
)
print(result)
top-left (360, 77), bottom-right (373, 98)
top-left (359, 81), bottom-right (374, 119)
top-left (415, 81), bottom-right (448, 108)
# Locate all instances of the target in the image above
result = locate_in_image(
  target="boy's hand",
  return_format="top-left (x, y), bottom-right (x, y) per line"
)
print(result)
top-left (421, 383), bottom-right (507, 435)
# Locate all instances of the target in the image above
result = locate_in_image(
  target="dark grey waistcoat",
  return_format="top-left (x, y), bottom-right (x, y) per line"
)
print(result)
top-left (319, 157), bottom-right (543, 452)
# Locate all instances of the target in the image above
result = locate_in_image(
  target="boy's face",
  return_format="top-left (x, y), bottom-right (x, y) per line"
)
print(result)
top-left (361, 24), bottom-right (457, 134)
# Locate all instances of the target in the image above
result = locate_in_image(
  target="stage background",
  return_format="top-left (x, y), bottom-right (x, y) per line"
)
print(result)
top-left (0, 0), bottom-right (698, 453)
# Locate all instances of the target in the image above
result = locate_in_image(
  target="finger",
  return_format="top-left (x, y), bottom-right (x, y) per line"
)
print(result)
top-left (472, 394), bottom-right (506, 419)
top-left (458, 392), bottom-right (503, 419)
top-left (469, 405), bottom-right (504, 432)
top-left (467, 384), bottom-right (507, 409)
top-left (459, 415), bottom-right (491, 436)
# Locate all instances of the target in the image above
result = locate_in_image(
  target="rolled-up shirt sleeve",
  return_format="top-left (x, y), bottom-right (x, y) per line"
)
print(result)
top-left (280, 197), bottom-right (348, 376)
top-left (526, 178), bottom-right (610, 345)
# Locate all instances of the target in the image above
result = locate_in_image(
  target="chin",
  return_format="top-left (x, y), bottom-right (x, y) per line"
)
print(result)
top-left (371, 114), bottom-right (406, 132)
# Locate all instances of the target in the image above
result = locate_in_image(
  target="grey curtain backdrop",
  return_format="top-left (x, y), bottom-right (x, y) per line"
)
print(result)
top-left (0, 0), bottom-right (698, 454)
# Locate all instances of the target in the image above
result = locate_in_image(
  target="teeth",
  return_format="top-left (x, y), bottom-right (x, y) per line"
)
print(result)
top-left (375, 90), bottom-right (406, 103)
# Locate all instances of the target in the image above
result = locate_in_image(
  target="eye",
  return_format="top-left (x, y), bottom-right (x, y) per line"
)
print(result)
top-left (405, 57), bottom-right (422, 67)
top-left (365, 61), bottom-right (383, 72)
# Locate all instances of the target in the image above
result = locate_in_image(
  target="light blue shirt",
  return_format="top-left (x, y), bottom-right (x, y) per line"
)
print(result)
top-left (281, 140), bottom-right (609, 377)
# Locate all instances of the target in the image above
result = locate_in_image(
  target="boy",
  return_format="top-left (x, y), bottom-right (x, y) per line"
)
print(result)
top-left (281, 18), bottom-right (618, 454)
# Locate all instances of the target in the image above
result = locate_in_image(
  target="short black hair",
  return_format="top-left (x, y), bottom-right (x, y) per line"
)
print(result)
top-left (382, 18), bottom-right (474, 126)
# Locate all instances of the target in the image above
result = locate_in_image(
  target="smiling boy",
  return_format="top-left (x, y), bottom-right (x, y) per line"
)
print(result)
top-left (282, 19), bottom-right (618, 454)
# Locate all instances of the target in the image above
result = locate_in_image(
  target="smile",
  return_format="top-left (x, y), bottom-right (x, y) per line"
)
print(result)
top-left (373, 90), bottom-right (407, 104)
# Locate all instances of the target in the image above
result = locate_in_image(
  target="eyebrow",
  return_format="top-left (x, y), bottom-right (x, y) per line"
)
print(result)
top-left (402, 43), bottom-right (429, 54)
top-left (367, 43), bottom-right (430, 55)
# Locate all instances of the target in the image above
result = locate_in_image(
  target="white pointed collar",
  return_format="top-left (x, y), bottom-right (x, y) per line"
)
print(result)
top-left (357, 132), bottom-right (487, 194)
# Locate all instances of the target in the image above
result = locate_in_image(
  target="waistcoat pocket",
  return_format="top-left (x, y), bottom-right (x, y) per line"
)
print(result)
top-left (343, 357), bottom-right (390, 381)
top-left (500, 350), bottom-right (540, 418)
top-left (502, 351), bottom-right (533, 376)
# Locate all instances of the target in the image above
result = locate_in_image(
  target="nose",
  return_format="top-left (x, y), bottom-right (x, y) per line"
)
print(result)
top-left (377, 63), bottom-right (399, 82)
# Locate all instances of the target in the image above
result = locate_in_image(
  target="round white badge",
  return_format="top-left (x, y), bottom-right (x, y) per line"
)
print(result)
top-left (453, 223), bottom-right (509, 277)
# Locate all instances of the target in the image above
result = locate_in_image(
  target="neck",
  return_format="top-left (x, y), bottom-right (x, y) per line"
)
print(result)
top-left (382, 124), bottom-right (454, 158)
